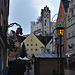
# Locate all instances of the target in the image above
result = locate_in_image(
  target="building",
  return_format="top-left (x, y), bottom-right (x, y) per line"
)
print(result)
top-left (46, 39), bottom-right (53, 54)
top-left (46, 40), bottom-right (50, 54)
top-left (31, 5), bottom-right (51, 36)
top-left (51, 22), bottom-right (56, 54)
top-left (21, 33), bottom-right (46, 58)
top-left (55, 0), bottom-right (70, 54)
top-left (32, 54), bottom-right (67, 75)
top-left (66, 0), bottom-right (75, 67)
top-left (0, 0), bottom-right (9, 75)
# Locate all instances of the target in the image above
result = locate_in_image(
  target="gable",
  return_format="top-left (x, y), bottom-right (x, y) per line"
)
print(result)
top-left (21, 33), bottom-right (45, 47)
top-left (57, 1), bottom-right (66, 25)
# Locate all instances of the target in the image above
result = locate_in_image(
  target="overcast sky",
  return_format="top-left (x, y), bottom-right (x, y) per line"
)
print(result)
top-left (8, 0), bottom-right (61, 35)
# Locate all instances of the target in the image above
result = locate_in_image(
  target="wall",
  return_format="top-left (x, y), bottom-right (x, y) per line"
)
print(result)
top-left (21, 33), bottom-right (45, 58)
top-left (55, 1), bottom-right (67, 54)
top-left (67, 0), bottom-right (75, 52)
top-left (34, 58), bottom-right (64, 75)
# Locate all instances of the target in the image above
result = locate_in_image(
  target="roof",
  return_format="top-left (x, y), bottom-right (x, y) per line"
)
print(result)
top-left (32, 54), bottom-right (67, 59)
top-left (65, 52), bottom-right (75, 55)
top-left (35, 35), bottom-right (52, 46)
top-left (23, 34), bottom-right (30, 37)
top-left (16, 35), bottom-right (26, 43)
top-left (62, 0), bottom-right (70, 12)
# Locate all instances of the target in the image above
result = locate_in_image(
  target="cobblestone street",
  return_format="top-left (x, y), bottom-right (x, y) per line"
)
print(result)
top-left (64, 68), bottom-right (75, 75)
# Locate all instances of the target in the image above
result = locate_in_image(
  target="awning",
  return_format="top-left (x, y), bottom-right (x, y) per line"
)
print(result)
top-left (65, 52), bottom-right (75, 56)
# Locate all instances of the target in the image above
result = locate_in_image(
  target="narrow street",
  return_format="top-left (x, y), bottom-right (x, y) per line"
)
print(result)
top-left (0, 0), bottom-right (75, 75)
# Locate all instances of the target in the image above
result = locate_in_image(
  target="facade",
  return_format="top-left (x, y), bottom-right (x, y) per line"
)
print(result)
top-left (21, 33), bottom-right (45, 58)
top-left (55, 0), bottom-right (70, 54)
top-left (31, 20), bottom-right (42, 36)
top-left (0, 0), bottom-right (9, 75)
top-left (51, 22), bottom-right (56, 53)
top-left (46, 39), bottom-right (53, 54)
top-left (46, 40), bottom-right (50, 54)
top-left (50, 39), bottom-right (53, 54)
top-left (66, 0), bottom-right (75, 67)
top-left (31, 5), bottom-right (51, 36)
top-left (66, 0), bottom-right (75, 54)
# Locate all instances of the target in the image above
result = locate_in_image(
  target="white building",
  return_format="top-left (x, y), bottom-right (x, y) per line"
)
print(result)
top-left (31, 5), bottom-right (51, 36)
top-left (66, 0), bottom-right (75, 67)
top-left (66, 0), bottom-right (75, 54)
top-left (51, 22), bottom-right (56, 53)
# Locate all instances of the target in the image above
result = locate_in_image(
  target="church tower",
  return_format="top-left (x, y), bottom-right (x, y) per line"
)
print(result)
top-left (41, 5), bottom-right (51, 36)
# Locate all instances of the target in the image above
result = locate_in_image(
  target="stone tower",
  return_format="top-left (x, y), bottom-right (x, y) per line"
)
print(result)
top-left (41, 5), bottom-right (51, 36)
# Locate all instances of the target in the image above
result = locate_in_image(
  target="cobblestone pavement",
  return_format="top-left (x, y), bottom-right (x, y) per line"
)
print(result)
top-left (64, 68), bottom-right (75, 75)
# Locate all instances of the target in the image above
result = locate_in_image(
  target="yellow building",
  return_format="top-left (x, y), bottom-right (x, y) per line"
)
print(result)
top-left (21, 33), bottom-right (46, 58)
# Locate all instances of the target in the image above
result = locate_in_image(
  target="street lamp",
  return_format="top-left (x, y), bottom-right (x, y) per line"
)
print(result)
top-left (56, 26), bottom-right (65, 36)
top-left (56, 26), bottom-right (65, 75)
top-left (56, 26), bottom-right (65, 58)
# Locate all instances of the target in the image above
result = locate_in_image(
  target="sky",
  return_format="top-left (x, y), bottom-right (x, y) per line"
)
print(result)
top-left (8, 0), bottom-right (61, 35)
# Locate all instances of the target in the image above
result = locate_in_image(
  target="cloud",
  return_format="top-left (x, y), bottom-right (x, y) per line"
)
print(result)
top-left (31, 0), bottom-right (53, 16)
top-left (31, 0), bottom-right (60, 20)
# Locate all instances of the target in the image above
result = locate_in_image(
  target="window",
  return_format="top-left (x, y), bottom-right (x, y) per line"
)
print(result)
top-left (60, 15), bottom-right (62, 20)
top-left (27, 49), bottom-right (29, 51)
top-left (62, 22), bottom-right (64, 26)
top-left (62, 44), bottom-right (64, 52)
top-left (72, 9), bottom-right (73, 17)
top-left (27, 44), bottom-right (29, 46)
top-left (72, 31), bottom-right (74, 36)
top-left (35, 44), bottom-right (37, 46)
top-left (68, 14), bottom-right (69, 18)
top-left (31, 44), bottom-right (33, 46)
top-left (1, 14), bottom-right (3, 26)
top-left (31, 49), bottom-right (33, 51)
top-left (45, 31), bottom-right (46, 34)
top-left (30, 38), bottom-right (33, 41)
top-left (35, 49), bottom-right (37, 51)
top-left (45, 20), bottom-right (47, 22)
top-left (68, 33), bottom-right (70, 38)
top-left (45, 23), bottom-right (46, 26)
top-left (63, 33), bottom-right (64, 39)
top-left (60, 24), bottom-right (61, 26)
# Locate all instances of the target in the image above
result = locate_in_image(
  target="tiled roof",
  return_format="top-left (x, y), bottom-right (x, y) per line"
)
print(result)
top-left (35, 35), bottom-right (52, 46)
top-left (32, 54), bottom-right (67, 58)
